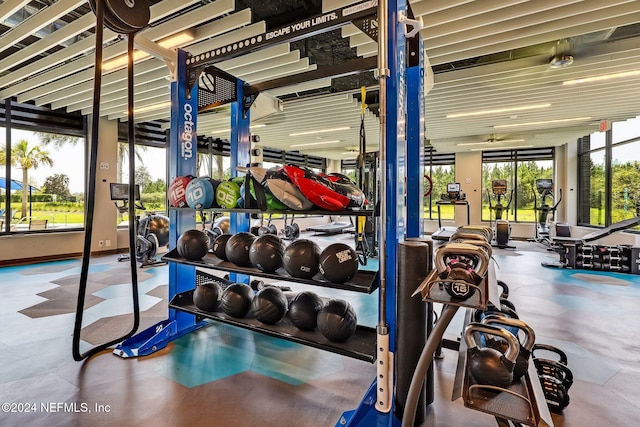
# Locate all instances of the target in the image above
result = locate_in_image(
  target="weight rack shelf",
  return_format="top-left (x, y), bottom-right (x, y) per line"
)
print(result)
top-left (170, 207), bottom-right (376, 216)
top-left (169, 289), bottom-right (377, 363)
top-left (452, 310), bottom-right (554, 427)
top-left (162, 248), bottom-right (379, 293)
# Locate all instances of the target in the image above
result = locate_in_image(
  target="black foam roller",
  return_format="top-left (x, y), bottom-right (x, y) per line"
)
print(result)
top-left (396, 239), bottom-right (432, 424)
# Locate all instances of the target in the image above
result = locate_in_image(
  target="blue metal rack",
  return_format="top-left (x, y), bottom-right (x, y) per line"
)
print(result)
top-left (115, 1), bottom-right (428, 425)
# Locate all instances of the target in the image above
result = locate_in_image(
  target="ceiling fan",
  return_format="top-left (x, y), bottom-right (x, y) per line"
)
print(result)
top-left (456, 134), bottom-right (526, 147)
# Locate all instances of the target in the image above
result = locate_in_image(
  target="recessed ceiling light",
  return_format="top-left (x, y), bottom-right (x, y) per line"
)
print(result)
top-left (494, 117), bottom-right (591, 128)
top-left (446, 104), bottom-right (551, 118)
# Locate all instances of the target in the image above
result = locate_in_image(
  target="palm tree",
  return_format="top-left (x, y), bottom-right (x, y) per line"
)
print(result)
top-left (11, 140), bottom-right (53, 218)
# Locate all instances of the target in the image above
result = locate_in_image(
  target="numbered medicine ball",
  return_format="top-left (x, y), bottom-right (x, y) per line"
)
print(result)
top-left (319, 243), bottom-right (359, 283)
top-left (168, 175), bottom-right (194, 207)
top-left (177, 229), bottom-right (209, 260)
top-left (317, 299), bottom-right (357, 342)
top-left (289, 291), bottom-right (324, 331)
top-left (225, 232), bottom-right (256, 267)
top-left (215, 180), bottom-right (242, 209)
top-left (212, 233), bottom-right (232, 261)
top-left (193, 281), bottom-right (222, 312)
top-left (282, 239), bottom-right (321, 279)
top-left (249, 234), bottom-right (285, 272)
top-left (185, 177), bottom-right (215, 209)
top-left (220, 283), bottom-right (254, 318)
top-left (251, 286), bottom-right (288, 325)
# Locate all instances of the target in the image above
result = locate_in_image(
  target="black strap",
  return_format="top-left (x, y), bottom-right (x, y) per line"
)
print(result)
top-left (72, 3), bottom-right (140, 360)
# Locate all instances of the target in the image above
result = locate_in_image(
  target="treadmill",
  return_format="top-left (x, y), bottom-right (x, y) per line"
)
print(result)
top-left (431, 182), bottom-right (470, 242)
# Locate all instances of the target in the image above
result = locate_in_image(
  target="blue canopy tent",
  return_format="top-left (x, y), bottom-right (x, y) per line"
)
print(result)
top-left (0, 177), bottom-right (41, 222)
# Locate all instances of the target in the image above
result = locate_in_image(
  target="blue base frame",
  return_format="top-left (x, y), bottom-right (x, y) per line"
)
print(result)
top-left (113, 318), bottom-right (207, 358)
top-left (337, 381), bottom-right (400, 427)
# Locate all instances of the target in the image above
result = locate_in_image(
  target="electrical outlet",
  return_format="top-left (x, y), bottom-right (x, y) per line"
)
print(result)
top-left (99, 162), bottom-right (109, 170)
top-left (105, 239), bottom-right (111, 247)
top-left (98, 240), bottom-right (104, 247)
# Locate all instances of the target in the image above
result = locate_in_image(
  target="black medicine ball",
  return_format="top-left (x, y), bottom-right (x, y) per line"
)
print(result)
top-left (225, 232), bottom-right (256, 267)
top-left (193, 281), bottom-right (222, 312)
top-left (251, 286), bottom-right (288, 325)
top-left (177, 229), bottom-right (209, 260)
top-left (318, 243), bottom-right (359, 283)
top-left (212, 233), bottom-right (232, 261)
top-left (282, 239), bottom-right (321, 279)
top-left (249, 234), bottom-right (285, 272)
top-left (288, 291), bottom-right (324, 331)
top-left (317, 299), bottom-right (357, 342)
top-left (220, 283), bottom-right (254, 318)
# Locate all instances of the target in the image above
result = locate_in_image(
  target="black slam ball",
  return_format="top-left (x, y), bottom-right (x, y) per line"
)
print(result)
top-left (220, 283), bottom-right (254, 318)
top-left (318, 243), bottom-right (359, 283)
top-left (317, 299), bottom-right (358, 342)
top-left (251, 286), bottom-right (288, 325)
top-left (288, 291), bottom-right (324, 331)
top-left (212, 233), bottom-right (233, 261)
top-left (193, 281), bottom-right (223, 312)
top-left (177, 229), bottom-right (209, 260)
top-left (249, 234), bottom-right (285, 273)
top-left (225, 232), bottom-right (256, 267)
top-left (282, 239), bottom-right (321, 279)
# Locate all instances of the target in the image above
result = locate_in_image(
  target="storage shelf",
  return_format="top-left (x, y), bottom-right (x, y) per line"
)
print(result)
top-left (170, 207), bottom-right (376, 216)
top-left (162, 248), bottom-right (379, 294)
top-left (169, 289), bottom-right (377, 363)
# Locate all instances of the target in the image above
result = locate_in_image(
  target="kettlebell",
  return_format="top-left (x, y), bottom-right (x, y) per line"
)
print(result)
top-left (464, 323), bottom-right (520, 389)
top-left (481, 314), bottom-right (536, 382)
top-left (435, 243), bottom-right (489, 300)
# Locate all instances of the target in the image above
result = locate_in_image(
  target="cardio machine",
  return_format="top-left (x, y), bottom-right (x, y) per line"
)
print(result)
top-left (432, 182), bottom-right (470, 242)
top-left (487, 179), bottom-right (515, 249)
top-left (530, 178), bottom-right (562, 246)
top-left (110, 183), bottom-right (169, 267)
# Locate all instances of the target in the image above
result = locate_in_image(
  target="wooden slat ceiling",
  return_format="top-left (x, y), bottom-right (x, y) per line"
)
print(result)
top-left (1, 0), bottom-right (640, 159)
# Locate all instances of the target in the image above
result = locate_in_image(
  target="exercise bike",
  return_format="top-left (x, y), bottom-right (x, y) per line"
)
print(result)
top-left (110, 183), bottom-right (169, 268)
top-left (487, 179), bottom-right (515, 249)
top-left (529, 179), bottom-right (562, 247)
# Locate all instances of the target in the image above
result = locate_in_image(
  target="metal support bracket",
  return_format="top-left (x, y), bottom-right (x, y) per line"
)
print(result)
top-left (134, 34), bottom-right (179, 82)
top-left (375, 330), bottom-right (394, 413)
top-left (398, 11), bottom-right (423, 39)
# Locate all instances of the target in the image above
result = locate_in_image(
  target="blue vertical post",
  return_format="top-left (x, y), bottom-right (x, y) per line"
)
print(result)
top-left (229, 79), bottom-right (251, 283)
top-left (168, 48), bottom-right (198, 328)
top-left (383, 0), bottom-right (406, 355)
top-left (406, 40), bottom-right (424, 239)
top-left (337, 0), bottom-right (408, 425)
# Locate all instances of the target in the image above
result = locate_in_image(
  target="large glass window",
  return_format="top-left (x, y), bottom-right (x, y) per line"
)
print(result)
top-left (2, 129), bottom-right (85, 231)
top-left (578, 115), bottom-right (640, 230)
top-left (481, 149), bottom-right (555, 223)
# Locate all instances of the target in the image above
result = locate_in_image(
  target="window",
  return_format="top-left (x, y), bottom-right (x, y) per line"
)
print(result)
top-left (117, 142), bottom-right (167, 225)
top-left (2, 128), bottom-right (85, 232)
top-left (578, 115), bottom-right (640, 230)
top-left (481, 148), bottom-right (555, 223)
top-left (424, 148), bottom-right (455, 220)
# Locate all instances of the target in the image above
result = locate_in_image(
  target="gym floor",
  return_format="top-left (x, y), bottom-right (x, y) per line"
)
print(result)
top-left (1, 234), bottom-right (639, 427)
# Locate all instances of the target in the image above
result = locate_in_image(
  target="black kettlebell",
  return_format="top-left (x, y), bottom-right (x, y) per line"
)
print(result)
top-left (434, 243), bottom-right (489, 301)
top-left (464, 323), bottom-right (520, 389)
top-left (481, 314), bottom-right (536, 382)
top-left (538, 373), bottom-right (571, 412)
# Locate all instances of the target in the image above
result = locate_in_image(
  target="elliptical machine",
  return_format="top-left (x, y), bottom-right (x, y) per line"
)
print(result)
top-left (110, 183), bottom-right (169, 267)
top-left (487, 179), bottom-right (515, 249)
top-left (530, 178), bottom-right (562, 247)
